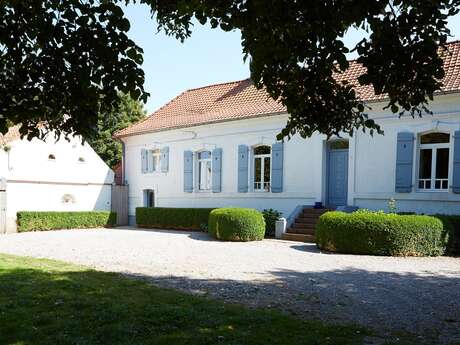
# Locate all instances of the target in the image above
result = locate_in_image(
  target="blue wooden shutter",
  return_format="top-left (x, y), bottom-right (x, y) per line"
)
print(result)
top-left (452, 131), bottom-right (460, 193)
top-left (271, 142), bottom-right (284, 193)
top-left (141, 149), bottom-right (147, 174)
top-left (238, 145), bottom-right (249, 192)
top-left (161, 147), bottom-right (169, 173)
top-left (212, 148), bottom-right (222, 193)
top-left (184, 151), bottom-right (193, 193)
top-left (395, 132), bottom-right (414, 193)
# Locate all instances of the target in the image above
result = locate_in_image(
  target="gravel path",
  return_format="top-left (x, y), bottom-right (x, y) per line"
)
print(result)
top-left (1, 228), bottom-right (459, 344)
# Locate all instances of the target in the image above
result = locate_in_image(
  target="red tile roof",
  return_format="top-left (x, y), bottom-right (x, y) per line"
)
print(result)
top-left (0, 125), bottom-right (20, 145)
top-left (116, 41), bottom-right (460, 138)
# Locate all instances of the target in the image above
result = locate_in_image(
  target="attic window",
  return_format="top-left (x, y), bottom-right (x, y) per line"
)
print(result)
top-left (78, 157), bottom-right (86, 163)
top-left (48, 154), bottom-right (56, 160)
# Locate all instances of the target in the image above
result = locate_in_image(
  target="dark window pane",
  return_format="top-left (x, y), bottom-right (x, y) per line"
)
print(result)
top-left (436, 148), bottom-right (449, 179)
top-left (426, 180), bottom-right (431, 189)
top-left (264, 157), bottom-right (271, 183)
top-left (254, 146), bottom-right (271, 155)
top-left (442, 180), bottom-right (448, 189)
top-left (435, 180), bottom-right (441, 189)
top-left (419, 180), bottom-right (424, 189)
top-left (329, 140), bottom-right (349, 150)
top-left (419, 149), bottom-right (432, 179)
top-left (254, 157), bottom-right (261, 183)
top-left (420, 133), bottom-right (450, 144)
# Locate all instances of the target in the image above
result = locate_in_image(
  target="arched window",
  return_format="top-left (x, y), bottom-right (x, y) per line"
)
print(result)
top-left (418, 132), bottom-right (450, 191)
top-left (253, 145), bottom-right (271, 191)
top-left (197, 151), bottom-right (212, 191)
top-left (48, 154), bottom-right (56, 160)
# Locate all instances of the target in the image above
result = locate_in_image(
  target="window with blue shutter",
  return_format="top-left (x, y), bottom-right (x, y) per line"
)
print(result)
top-left (453, 131), bottom-right (460, 193)
top-left (395, 132), bottom-right (414, 193)
top-left (212, 148), bottom-right (222, 193)
top-left (141, 149), bottom-right (147, 174)
top-left (184, 151), bottom-right (193, 193)
top-left (161, 147), bottom-right (169, 173)
top-left (271, 142), bottom-right (284, 193)
top-left (238, 145), bottom-right (249, 192)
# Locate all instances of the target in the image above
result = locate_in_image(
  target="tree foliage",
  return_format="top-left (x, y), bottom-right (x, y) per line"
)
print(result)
top-left (148, 0), bottom-right (460, 139)
top-left (0, 0), bottom-right (147, 140)
top-left (1, 1), bottom-right (460, 140)
top-left (87, 93), bottom-right (146, 167)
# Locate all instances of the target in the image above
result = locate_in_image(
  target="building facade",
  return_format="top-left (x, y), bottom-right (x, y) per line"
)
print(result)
top-left (117, 42), bottom-right (460, 223)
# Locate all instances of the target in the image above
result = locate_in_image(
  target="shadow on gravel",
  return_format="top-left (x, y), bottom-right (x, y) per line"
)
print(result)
top-left (127, 266), bottom-right (460, 345)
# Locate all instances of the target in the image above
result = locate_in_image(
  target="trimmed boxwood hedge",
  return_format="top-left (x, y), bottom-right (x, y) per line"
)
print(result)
top-left (208, 208), bottom-right (265, 241)
top-left (316, 210), bottom-right (448, 256)
top-left (17, 211), bottom-right (117, 232)
top-left (136, 207), bottom-right (214, 230)
top-left (434, 215), bottom-right (460, 255)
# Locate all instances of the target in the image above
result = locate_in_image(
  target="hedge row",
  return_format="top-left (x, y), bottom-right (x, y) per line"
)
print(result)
top-left (434, 215), bottom-right (460, 254)
top-left (316, 210), bottom-right (448, 256)
top-left (208, 208), bottom-right (265, 241)
top-left (17, 211), bottom-right (117, 232)
top-left (136, 207), bottom-right (214, 230)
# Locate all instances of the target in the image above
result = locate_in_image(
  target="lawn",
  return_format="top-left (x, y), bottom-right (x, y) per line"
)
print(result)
top-left (0, 254), bottom-right (367, 345)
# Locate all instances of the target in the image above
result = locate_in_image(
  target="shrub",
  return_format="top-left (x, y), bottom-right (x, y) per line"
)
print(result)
top-left (17, 211), bottom-right (117, 232)
top-left (316, 210), bottom-right (448, 256)
top-left (262, 208), bottom-right (282, 237)
top-left (208, 208), bottom-right (265, 241)
top-left (136, 207), bottom-right (214, 230)
top-left (434, 215), bottom-right (460, 255)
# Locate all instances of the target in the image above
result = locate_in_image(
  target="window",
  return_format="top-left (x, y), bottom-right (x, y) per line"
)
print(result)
top-left (147, 149), bottom-right (161, 173)
top-left (418, 132), bottom-right (450, 191)
top-left (198, 151), bottom-right (212, 191)
top-left (253, 145), bottom-right (271, 192)
top-left (143, 189), bottom-right (154, 207)
top-left (48, 154), bottom-right (56, 160)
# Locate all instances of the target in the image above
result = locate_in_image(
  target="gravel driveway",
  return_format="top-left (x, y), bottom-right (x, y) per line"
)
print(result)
top-left (1, 228), bottom-right (459, 344)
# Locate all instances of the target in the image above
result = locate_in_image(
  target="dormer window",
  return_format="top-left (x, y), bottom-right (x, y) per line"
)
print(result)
top-left (48, 154), bottom-right (56, 161)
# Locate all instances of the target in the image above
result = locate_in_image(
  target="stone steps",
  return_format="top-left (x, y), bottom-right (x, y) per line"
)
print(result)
top-left (282, 208), bottom-right (332, 242)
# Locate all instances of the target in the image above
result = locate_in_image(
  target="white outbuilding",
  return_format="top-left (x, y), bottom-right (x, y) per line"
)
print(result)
top-left (0, 126), bottom-right (114, 233)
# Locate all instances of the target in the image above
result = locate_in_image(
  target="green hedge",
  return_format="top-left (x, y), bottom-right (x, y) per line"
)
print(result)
top-left (434, 215), bottom-right (460, 254)
top-left (316, 210), bottom-right (448, 256)
top-left (136, 207), bottom-right (214, 230)
top-left (17, 211), bottom-right (117, 232)
top-left (208, 208), bottom-right (265, 241)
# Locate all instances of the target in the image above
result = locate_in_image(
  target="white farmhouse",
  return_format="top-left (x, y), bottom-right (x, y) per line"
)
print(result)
top-left (0, 126), bottom-right (114, 233)
top-left (116, 41), bottom-right (460, 238)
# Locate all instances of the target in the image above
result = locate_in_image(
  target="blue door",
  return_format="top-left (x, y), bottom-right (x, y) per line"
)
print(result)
top-left (327, 148), bottom-right (349, 207)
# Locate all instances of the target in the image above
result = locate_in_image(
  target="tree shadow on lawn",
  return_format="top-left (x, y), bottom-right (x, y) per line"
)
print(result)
top-left (0, 255), bottom-right (366, 345)
top-left (127, 266), bottom-right (460, 345)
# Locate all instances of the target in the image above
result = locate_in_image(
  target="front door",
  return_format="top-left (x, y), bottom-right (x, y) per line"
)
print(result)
top-left (327, 143), bottom-right (349, 207)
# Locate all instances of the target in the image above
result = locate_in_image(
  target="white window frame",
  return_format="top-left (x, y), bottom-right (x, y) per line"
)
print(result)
top-left (416, 132), bottom-right (451, 192)
top-left (253, 145), bottom-right (271, 192)
top-left (147, 149), bottom-right (162, 173)
top-left (197, 150), bottom-right (212, 191)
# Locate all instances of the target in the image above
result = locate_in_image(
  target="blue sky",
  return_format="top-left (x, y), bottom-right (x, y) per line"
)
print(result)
top-left (124, 4), bottom-right (460, 114)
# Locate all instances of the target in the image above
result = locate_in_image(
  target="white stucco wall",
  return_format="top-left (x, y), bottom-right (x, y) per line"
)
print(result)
top-left (122, 93), bottom-right (460, 221)
top-left (0, 133), bottom-right (114, 233)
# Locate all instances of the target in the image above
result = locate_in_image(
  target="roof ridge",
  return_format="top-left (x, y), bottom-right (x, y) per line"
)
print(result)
top-left (185, 78), bottom-right (251, 92)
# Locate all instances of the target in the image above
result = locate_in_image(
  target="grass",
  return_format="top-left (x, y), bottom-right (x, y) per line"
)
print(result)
top-left (0, 254), bottom-right (367, 345)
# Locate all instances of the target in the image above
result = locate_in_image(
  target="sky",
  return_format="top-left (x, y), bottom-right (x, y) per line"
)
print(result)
top-left (124, 4), bottom-right (460, 114)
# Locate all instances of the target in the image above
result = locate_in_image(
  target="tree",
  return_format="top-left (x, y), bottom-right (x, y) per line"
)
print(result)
top-left (87, 93), bottom-right (146, 167)
top-left (0, 0), bottom-right (147, 140)
top-left (1, 1), bottom-right (460, 140)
